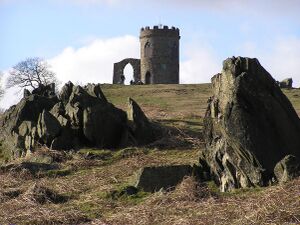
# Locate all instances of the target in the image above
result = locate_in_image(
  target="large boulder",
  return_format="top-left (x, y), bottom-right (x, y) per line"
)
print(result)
top-left (203, 57), bottom-right (300, 192)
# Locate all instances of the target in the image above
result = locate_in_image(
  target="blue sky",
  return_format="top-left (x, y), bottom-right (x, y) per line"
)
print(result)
top-left (1, 0), bottom-right (300, 107)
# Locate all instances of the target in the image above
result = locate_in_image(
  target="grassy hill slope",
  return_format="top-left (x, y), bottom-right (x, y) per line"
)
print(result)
top-left (0, 84), bottom-right (299, 225)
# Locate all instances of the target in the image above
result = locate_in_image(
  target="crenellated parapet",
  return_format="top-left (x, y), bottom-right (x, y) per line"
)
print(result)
top-left (140, 25), bottom-right (180, 38)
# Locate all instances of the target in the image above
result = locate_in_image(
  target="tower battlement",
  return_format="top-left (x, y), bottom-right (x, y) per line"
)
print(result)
top-left (140, 26), bottom-right (180, 38)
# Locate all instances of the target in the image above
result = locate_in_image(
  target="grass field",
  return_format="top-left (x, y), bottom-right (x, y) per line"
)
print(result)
top-left (0, 84), bottom-right (299, 225)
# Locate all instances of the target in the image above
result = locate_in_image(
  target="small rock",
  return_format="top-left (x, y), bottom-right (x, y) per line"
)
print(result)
top-left (279, 78), bottom-right (293, 88)
top-left (135, 165), bottom-right (193, 192)
top-left (274, 155), bottom-right (300, 183)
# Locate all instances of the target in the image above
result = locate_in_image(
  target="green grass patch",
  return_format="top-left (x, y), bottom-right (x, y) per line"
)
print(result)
top-left (78, 149), bottom-right (113, 160)
top-left (104, 185), bottom-right (150, 204)
top-left (77, 201), bottom-right (102, 219)
top-left (44, 168), bottom-right (72, 178)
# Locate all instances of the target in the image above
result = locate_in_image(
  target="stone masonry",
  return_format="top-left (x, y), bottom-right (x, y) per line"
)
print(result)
top-left (112, 25), bottom-right (180, 84)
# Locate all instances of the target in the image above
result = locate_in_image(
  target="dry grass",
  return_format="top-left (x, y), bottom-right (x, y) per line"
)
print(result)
top-left (103, 177), bottom-right (300, 225)
top-left (0, 84), bottom-right (300, 224)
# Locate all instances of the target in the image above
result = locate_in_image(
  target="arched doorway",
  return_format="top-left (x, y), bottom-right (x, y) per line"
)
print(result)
top-left (112, 58), bottom-right (141, 84)
top-left (123, 63), bottom-right (134, 85)
top-left (145, 71), bottom-right (151, 84)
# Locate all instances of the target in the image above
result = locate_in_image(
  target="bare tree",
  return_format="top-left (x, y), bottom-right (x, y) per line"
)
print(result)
top-left (6, 57), bottom-right (59, 90)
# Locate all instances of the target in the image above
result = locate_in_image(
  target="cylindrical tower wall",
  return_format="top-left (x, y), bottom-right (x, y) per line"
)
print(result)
top-left (140, 26), bottom-right (180, 84)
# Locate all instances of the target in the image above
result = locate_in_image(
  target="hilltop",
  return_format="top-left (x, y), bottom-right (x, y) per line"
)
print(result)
top-left (0, 83), bottom-right (299, 224)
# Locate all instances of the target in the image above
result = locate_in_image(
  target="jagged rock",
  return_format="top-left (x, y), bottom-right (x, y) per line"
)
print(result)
top-left (83, 104), bottom-right (127, 148)
top-left (1, 94), bottom-right (58, 134)
top-left (37, 110), bottom-right (61, 146)
top-left (32, 83), bottom-right (56, 97)
top-left (203, 57), bottom-right (300, 192)
top-left (50, 102), bottom-right (65, 119)
top-left (274, 155), bottom-right (300, 183)
top-left (135, 165), bottom-right (193, 192)
top-left (63, 83), bottom-right (127, 148)
top-left (59, 81), bottom-right (74, 105)
top-left (279, 78), bottom-right (293, 88)
top-left (0, 87), bottom-right (59, 156)
top-left (84, 83), bottom-right (107, 102)
top-left (127, 98), bottom-right (158, 145)
top-left (0, 82), bottom-right (156, 158)
top-left (18, 121), bottom-right (35, 137)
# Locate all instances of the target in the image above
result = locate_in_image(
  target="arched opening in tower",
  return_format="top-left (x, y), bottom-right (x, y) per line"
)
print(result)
top-left (145, 71), bottom-right (151, 84)
top-left (123, 63), bottom-right (134, 85)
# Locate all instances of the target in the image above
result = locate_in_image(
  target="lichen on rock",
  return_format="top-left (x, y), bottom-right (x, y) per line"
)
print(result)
top-left (203, 56), bottom-right (300, 191)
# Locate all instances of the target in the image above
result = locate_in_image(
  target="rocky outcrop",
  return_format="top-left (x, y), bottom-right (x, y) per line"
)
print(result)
top-left (279, 78), bottom-right (293, 88)
top-left (274, 155), bottom-right (300, 183)
top-left (0, 82), bottom-right (158, 159)
top-left (203, 57), bottom-right (300, 192)
top-left (135, 165), bottom-right (193, 192)
top-left (127, 98), bottom-right (159, 145)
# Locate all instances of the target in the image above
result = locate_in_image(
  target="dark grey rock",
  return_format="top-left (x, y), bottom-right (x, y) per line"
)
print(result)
top-left (37, 110), bottom-right (61, 146)
top-left (0, 81), bottom-right (155, 158)
top-left (0, 85), bottom-right (59, 156)
top-left (119, 186), bottom-right (138, 196)
top-left (1, 94), bottom-right (58, 134)
top-left (203, 57), bottom-right (300, 192)
top-left (274, 155), bottom-right (300, 183)
top-left (59, 81), bottom-right (74, 105)
top-left (84, 83), bottom-right (107, 102)
top-left (32, 83), bottom-right (56, 97)
top-left (135, 165), bottom-right (193, 192)
top-left (127, 98), bottom-right (158, 145)
top-left (83, 104), bottom-right (127, 148)
top-left (279, 78), bottom-right (293, 88)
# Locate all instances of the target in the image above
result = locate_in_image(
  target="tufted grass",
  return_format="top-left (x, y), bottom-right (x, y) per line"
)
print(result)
top-left (0, 84), bottom-right (299, 224)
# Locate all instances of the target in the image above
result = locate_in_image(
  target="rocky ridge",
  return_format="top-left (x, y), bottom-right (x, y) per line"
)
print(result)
top-left (0, 82), bottom-right (159, 159)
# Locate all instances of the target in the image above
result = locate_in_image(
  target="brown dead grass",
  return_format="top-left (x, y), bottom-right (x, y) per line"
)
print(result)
top-left (0, 84), bottom-right (300, 224)
top-left (103, 177), bottom-right (300, 225)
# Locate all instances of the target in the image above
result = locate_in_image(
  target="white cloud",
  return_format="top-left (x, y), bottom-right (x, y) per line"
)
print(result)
top-left (263, 37), bottom-right (300, 86)
top-left (0, 71), bottom-right (22, 110)
top-left (49, 35), bottom-right (140, 85)
top-left (239, 37), bottom-right (300, 87)
top-left (180, 44), bottom-right (220, 84)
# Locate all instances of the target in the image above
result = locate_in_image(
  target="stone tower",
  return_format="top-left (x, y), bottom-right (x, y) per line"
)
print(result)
top-left (140, 26), bottom-right (180, 84)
